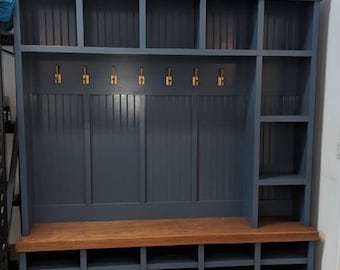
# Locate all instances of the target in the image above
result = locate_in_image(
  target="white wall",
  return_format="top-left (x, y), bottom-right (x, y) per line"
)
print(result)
top-left (314, 0), bottom-right (340, 269)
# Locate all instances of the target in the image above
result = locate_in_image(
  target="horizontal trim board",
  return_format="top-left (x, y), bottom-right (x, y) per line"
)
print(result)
top-left (88, 266), bottom-right (139, 270)
top-left (147, 262), bottom-right (198, 269)
top-left (34, 201), bottom-right (244, 222)
top-left (205, 259), bottom-right (254, 267)
top-left (258, 176), bottom-right (306, 186)
top-left (20, 45), bottom-right (313, 57)
top-left (16, 217), bottom-right (319, 252)
top-left (260, 115), bottom-right (309, 122)
top-left (261, 258), bottom-right (308, 265)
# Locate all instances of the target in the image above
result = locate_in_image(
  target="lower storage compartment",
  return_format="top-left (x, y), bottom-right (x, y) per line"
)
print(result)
top-left (261, 242), bottom-right (308, 265)
top-left (27, 251), bottom-right (80, 270)
top-left (205, 244), bottom-right (254, 268)
top-left (87, 248), bottom-right (140, 269)
top-left (147, 245), bottom-right (198, 269)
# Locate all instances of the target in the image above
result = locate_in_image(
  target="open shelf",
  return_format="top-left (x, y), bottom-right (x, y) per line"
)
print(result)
top-left (264, 1), bottom-right (314, 50)
top-left (83, 0), bottom-right (139, 48)
top-left (87, 248), bottom-right (140, 270)
top-left (204, 267), bottom-right (254, 270)
top-left (259, 122), bottom-right (307, 180)
top-left (205, 244), bottom-right (254, 268)
top-left (262, 57), bottom-right (311, 116)
top-left (259, 185), bottom-right (305, 221)
top-left (27, 251), bottom-right (80, 270)
top-left (147, 0), bottom-right (199, 48)
top-left (147, 246), bottom-right (198, 269)
top-left (206, 0), bottom-right (258, 49)
top-left (20, 0), bottom-right (77, 46)
top-left (261, 242), bottom-right (308, 265)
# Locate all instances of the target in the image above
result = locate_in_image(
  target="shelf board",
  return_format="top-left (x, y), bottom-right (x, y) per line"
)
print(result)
top-left (88, 265), bottom-right (139, 270)
top-left (20, 45), bottom-right (313, 57)
top-left (260, 115), bottom-right (309, 123)
top-left (16, 217), bottom-right (319, 253)
top-left (262, 50), bottom-right (313, 57)
top-left (261, 258), bottom-right (308, 266)
top-left (205, 258), bottom-right (254, 268)
top-left (258, 175), bottom-right (306, 186)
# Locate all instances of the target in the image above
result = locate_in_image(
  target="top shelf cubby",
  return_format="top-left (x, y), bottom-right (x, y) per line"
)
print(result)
top-left (84, 0), bottom-right (140, 48)
top-left (206, 0), bottom-right (258, 50)
top-left (20, 0), bottom-right (77, 46)
top-left (146, 0), bottom-right (199, 49)
top-left (264, 0), bottom-right (314, 50)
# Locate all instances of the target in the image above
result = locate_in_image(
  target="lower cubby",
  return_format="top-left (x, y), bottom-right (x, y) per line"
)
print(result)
top-left (26, 251), bottom-right (80, 270)
top-left (87, 248), bottom-right (140, 270)
top-left (147, 245), bottom-right (198, 269)
top-left (205, 244), bottom-right (254, 268)
top-left (261, 242), bottom-right (308, 265)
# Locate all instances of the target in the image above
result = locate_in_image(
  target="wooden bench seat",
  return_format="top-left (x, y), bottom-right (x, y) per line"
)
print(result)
top-left (16, 217), bottom-right (319, 253)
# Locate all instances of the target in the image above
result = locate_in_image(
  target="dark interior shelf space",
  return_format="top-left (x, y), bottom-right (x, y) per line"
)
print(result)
top-left (262, 265), bottom-right (307, 270)
top-left (259, 122), bottom-right (307, 179)
top-left (20, 0), bottom-right (77, 46)
top-left (27, 251), bottom-right (80, 269)
top-left (262, 242), bottom-right (308, 261)
top-left (87, 248), bottom-right (140, 268)
top-left (259, 185), bottom-right (305, 221)
top-left (205, 244), bottom-right (254, 267)
top-left (147, 0), bottom-right (199, 48)
top-left (84, 0), bottom-right (139, 48)
top-left (206, 0), bottom-right (257, 49)
top-left (262, 57), bottom-right (311, 116)
top-left (264, 1), bottom-right (314, 50)
top-left (147, 246), bottom-right (198, 268)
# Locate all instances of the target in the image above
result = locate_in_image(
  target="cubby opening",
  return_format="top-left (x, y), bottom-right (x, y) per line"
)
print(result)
top-left (261, 265), bottom-right (307, 270)
top-left (259, 122), bottom-right (307, 180)
top-left (206, 0), bottom-right (258, 49)
top-left (262, 57), bottom-right (311, 116)
top-left (84, 0), bottom-right (139, 48)
top-left (87, 248), bottom-right (140, 269)
top-left (261, 242), bottom-right (308, 265)
top-left (205, 244), bottom-right (254, 268)
top-left (20, 0), bottom-right (77, 46)
top-left (259, 185), bottom-right (305, 221)
top-left (27, 251), bottom-right (80, 269)
top-left (147, 0), bottom-right (199, 48)
top-left (147, 246), bottom-right (198, 269)
top-left (264, 1), bottom-right (314, 50)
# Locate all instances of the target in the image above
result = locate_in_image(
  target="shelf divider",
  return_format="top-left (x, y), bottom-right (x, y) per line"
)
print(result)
top-left (76, 0), bottom-right (84, 47)
top-left (140, 0), bottom-right (146, 48)
top-left (198, 0), bottom-right (207, 49)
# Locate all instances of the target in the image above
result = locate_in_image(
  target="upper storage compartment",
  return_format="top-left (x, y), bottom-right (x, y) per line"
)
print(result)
top-left (20, 0), bottom-right (77, 46)
top-left (262, 57), bottom-right (311, 116)
top-left (84, 0), bottom-right (140, 48)
top-left (147, 0), bottom-right (199, 48)
top-left (264, 0), bottom-right (314, 50)
top-left (206, 0), bottom-right (258, 50)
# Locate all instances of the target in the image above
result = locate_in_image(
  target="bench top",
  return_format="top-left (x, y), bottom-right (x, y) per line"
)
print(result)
top-left (16, 217), bottom-right (319, 252)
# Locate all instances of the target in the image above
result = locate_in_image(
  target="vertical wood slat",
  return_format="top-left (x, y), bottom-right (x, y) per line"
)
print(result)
top-left (84, 94), bottom-right (92, 204)
top-left (139, 96), bottom-right (146, 203)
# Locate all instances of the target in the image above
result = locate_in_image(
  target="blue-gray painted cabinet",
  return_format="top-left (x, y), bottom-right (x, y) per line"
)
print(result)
top-left (14, 0), bottom-right (320, 269)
